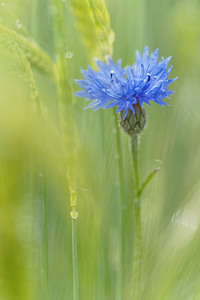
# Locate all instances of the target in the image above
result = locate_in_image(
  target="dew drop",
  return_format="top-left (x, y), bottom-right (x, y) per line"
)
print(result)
top-left (65, 51), bottom-right (73, 59)
top-left (16, 19), bottom-right (22, 29)
top-left (71, 210), bottom-right (78, 219)
top-left (1, 2), bottom-right (5, 7)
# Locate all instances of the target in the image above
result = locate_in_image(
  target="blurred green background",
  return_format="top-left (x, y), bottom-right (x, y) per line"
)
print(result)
top-left (0, 0), bottom-right (200, 299)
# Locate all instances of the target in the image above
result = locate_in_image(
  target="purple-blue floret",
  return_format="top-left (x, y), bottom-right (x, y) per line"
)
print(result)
top-left (74, 46), bottom-right (177, 119)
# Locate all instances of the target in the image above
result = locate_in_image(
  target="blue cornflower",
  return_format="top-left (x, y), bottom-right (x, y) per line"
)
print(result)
top-left (74, 46), bottom-right (177, 119)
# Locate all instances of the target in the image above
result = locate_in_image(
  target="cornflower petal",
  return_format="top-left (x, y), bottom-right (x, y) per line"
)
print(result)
top-left (74, 47), bottom-right (177, 115)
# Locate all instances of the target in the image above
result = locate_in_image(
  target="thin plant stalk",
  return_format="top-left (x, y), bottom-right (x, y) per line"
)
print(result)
top-left (69, 173), bottom-right (79, 300)
top-left (41, 172), bottom-right (49, 300)
top-left (113, 111), bottom-right (124, 300)
top-left (39, 113), bottom-right (49, 300)
top-left (29, 7), bottom-right (50, 298)
top-left (72, 219), bottom-right (79, 300)
top-left (130, 135), bottom-right (142, 300)
top-left (51, 1), bottom-right (79, 299)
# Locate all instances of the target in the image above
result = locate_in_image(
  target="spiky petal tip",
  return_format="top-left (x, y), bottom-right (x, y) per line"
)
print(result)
top-left (74, 46), bottom-right (177, 119)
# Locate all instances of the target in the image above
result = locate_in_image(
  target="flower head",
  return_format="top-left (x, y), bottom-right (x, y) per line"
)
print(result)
top-left (74, 46), bottom-right (177, 119)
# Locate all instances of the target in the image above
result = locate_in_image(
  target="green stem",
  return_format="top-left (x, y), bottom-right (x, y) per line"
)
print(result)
top-left (113, 111), bottom-right (124, 300)
top-left (51, 1), bottom-right (78, 299)
top-left (72, 219), bottom-right (79, 300)
top-left (41, 172), bottom-right (49, 300)
top-left (31, 0), bottom-right (39, 39)
top-left (130, 135), bottom-right (142, 300)
top-left (69, 175), bottom-right (79, 300)
top-left (131, 136), bottom-right (140, 192)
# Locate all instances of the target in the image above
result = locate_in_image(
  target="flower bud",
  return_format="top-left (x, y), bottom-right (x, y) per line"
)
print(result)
top-left (119, 103), bottom-right (147, 136)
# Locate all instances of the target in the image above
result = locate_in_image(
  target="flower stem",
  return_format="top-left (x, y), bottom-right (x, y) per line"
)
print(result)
top-left (130, 135), bottom-right (142, 300)
top-left (113, 111), bottom-right (124, 300)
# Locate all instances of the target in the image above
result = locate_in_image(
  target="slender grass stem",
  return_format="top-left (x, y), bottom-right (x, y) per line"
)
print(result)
top-left (113, 110), bottom-right (124, 300)
top-left (30, 0), bottom-right (39, 39)
top-left (29, 10), bottom-right (49, 296)
top-left (130, 135), bottom-right (142, 300)
top-left (51, 1), bottom-right (78, 299)
top-left (69, 174), bottom-right (79, 300)
top-left (41, 172), bottom-right (49, 300)
top-left (72, 219), bottom-right (79, 300)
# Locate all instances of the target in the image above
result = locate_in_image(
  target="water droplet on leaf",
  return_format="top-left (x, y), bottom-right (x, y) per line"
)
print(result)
top-left (16, 19), bottom-right (22, 29)
top-left (65, 51), bottom-right (73, 59)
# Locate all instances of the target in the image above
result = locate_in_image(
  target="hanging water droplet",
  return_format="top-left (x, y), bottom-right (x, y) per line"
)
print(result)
top-left (71, 210), bottom-right (78, 219)
top-left (65, 51), bottom-right (73, 59)
top-left (1, 2), bottom-right (5, 7)
top-left (16, 19), bottom-right (22, 29)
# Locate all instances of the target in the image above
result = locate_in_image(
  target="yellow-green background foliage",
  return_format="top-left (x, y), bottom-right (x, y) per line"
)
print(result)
top-left (0, 0), bottom-right (200, 299)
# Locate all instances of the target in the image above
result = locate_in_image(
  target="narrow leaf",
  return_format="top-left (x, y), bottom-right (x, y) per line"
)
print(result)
top-left (137, 160), bottom-right (163, 197)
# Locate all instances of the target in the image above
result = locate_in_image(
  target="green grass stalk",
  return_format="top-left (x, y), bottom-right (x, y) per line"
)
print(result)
top-left (27, 10), bottom-right (49, 296)
top-left (51, 1), bottom-right (78, 299)
top-left (130, 136), bottom-right (142, 300)
top-left (113, 111), bottom-right (124, 300)
top-left (72, 219), bottom-right (79, 300)
top-left (41, 172), bottom-right (49, 300)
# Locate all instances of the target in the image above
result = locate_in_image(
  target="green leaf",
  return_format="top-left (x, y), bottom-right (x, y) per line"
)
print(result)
top-left (137, 160), bottom-right (163, 197)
